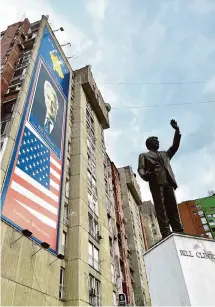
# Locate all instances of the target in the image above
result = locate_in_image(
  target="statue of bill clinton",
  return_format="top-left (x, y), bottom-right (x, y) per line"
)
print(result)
top-left (138, 119), bottom-right (184, 239)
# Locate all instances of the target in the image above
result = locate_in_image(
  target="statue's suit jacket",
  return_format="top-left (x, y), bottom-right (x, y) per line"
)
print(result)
top-left (138, 130), bottom-right (181, 190)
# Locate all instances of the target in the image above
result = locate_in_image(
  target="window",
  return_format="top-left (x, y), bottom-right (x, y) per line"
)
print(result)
top-left (68, 142), bottom-right (71, 153)
top-left (111, 264), bottom-right (116, 283)
top-left (1, 121), bottom-right (10, 136)
top-left (64, 203), bottom-right (68, 225)
top-left (32, 32), bottom-right (37, 39)
top-left (93, 197), bottom-right (98, 216)
top-left (66, 158), bottom-right (70, 173)
top-left (13, 68), bottom-right (26, 78)
top-left (65, 180), bottom-right (70, 198)
top-left (88, 242), bottom-right (99, 271)
top-left (203, 224), bottom-right (209, 231)
top-left (113, 292), bottom-right (117, 307)
top-left (198, 210), bottom-right (204, 216)
top-left (0, 137), bottom-right (7, 157)
top-left (108, 217), bottom-right (112, 234)
top-left (89, 275), bottom-right (101, 306)
top-left (68, 125), bottom-right (72, 136)
top-left (1, 100), bottom-right (16, 122)
top-left (109, 238), bottom-right (114, 260)
top-left (201, 217), bottom-right (207, 224)
top-left (59, 267), bottom-right (65, 300)
top-left (206, 232), bottom-right (213, 239)
top-left (0, 140), bottom-right (4, 150)
top-left (62, 231), bottom-right (66, 254)
top-left (88, 192), bottom-right (93, 210)
top-left (89, 214), bottom-right (98, 239)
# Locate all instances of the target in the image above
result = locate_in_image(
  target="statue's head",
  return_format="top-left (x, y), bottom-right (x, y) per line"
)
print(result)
top-left (146, 136), bottom-right (159, 151)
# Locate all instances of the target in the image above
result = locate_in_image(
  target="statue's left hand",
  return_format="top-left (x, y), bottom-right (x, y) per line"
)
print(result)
top-left (170, 119), bottom-right (179, 130)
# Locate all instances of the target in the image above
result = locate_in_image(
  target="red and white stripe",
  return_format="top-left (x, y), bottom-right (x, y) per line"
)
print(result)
top-left (10, 151), bottom-right (61, 229)
top-left (50, 152), bottom-right (61, 193)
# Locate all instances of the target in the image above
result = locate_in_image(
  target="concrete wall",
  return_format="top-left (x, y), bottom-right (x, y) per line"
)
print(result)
top-left (1, 222), bottom-right (64, 306)
top-left (144, 234), bottom-right (215, 306)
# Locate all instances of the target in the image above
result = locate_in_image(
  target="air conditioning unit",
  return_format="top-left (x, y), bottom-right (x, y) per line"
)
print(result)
top-left (97, 231), bottom-right (103, 240)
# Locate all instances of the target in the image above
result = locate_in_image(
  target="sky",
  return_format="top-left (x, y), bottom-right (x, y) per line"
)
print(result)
top-left (1, 0), bottom-right (215, 203)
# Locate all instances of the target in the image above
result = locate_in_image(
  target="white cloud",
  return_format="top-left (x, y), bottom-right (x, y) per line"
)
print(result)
top-left (189, 0), bottom-right (215, 14)
top-left (86, 0), bottom-right (109, 22)
top-left (174, 144), bottom-right (215, 202)
top-left (137, 176), bottom-right (153, 202)
top-left (105, 129), bottom-right (122, 164)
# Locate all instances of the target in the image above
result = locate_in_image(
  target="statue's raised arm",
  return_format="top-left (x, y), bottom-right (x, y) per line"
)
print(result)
top-left (167, 119), bottom-right (182, 159)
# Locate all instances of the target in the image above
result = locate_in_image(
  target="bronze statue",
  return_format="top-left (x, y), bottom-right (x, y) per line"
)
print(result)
top-left (138, 119), bottom-right (184, 239)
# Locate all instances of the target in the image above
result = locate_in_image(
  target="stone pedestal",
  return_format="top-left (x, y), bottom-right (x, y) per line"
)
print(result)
top-left (143, 233), bottom-right (215, 306)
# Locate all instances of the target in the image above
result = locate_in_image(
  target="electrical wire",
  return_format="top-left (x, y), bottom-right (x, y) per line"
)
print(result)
top-left (111, 100), bottom-right (215, 110)
top-left (99, 81), bottom-right (207, 85)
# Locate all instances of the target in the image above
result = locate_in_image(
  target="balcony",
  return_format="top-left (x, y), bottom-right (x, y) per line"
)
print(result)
top-left (23, 36), bottom-right (36, 50)
top-left (10, 74), bottom-right (25, 86)
top-left (74, 66), bottom-right (110, 129)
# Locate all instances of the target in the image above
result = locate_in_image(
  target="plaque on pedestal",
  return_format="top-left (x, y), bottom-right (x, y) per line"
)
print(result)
top-left (143, 233), bottom-right (215, 306)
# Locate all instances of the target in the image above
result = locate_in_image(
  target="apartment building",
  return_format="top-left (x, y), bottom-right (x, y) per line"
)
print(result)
top-left (1, 16), bottom-right (114, 306)
top-left (179, 196), bottom-right (215, 239)
top-left (111, 162), bottom-right (134, 306)
top-left (139, 201), bottom-right (161, 249)
top-left (118, 167), bottom-right (151, 306)
top-left (67, 66), bottom-right (113, 305)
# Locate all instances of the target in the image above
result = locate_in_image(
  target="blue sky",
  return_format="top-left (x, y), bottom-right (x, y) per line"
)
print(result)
top-left (1, 0), bottom-right (215, 202)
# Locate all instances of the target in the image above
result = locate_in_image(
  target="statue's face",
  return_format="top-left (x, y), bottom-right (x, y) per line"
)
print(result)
top-left (148, 137), bottom-right (159, 151)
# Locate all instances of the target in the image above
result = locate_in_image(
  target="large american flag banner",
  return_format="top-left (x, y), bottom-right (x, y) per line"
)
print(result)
top-left (2, 124), bottom-right (62, 250)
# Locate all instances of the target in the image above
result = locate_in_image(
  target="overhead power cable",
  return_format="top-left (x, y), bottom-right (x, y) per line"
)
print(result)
top-left (99, 81), bottom-right (207, 85)
top-left (111, 100), bottom-right (215, 110)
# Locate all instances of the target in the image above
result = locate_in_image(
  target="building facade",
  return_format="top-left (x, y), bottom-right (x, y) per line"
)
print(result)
top-left (139, 201), bottom-right (161, 249)
top-left (118, 167), bottom-right (151, 306)
top-left (179, 196), bottom-right (215, 239)
top-left (111, 162), bottom-right (134, 306)
top-left (1, 16), bottom-right (115, 306)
